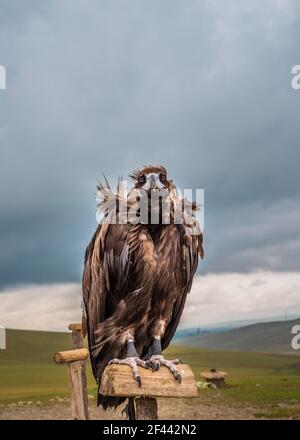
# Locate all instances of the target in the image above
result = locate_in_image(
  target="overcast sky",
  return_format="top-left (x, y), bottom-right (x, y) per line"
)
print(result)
top-left (0, 1), bottom-right (300, 329)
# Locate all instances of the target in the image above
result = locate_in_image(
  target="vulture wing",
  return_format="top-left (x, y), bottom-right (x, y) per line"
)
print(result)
top-left (162, 230), bottom-right (204, 350)
top-left (82, 222), bottom-right (132, 378)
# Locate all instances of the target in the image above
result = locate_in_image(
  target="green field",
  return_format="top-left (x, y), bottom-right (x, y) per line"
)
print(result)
top-left (1, 329), bottom-right (300, 419)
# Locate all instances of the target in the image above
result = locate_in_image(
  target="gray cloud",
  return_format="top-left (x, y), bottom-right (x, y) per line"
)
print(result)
top-left (181, 271), bottom-right (300, 327)
top-left (0, 283), bottom-right (82, 331)
top-left (0, 1), bottom-right (300, 286)
top-left (1, 272), bottom-right (299, 331)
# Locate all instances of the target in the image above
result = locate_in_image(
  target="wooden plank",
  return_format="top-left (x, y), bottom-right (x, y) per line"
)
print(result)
top-left (68, 360), bottom-right (86, 420)
top-left (100, 364), bottom-right (198, 398)
top-left (68, 323), bottom-right (82, 331)
top-left (53, 348), bottom-right (89, 364)
top-left (135, 397), bottom-right (158, 420)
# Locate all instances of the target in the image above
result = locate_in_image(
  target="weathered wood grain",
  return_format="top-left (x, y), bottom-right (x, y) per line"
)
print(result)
top-left (53, 348), bottom-right (89, 364)
top-left (70, 325), bottom-right (89, 420)
top-left (68, 360), bottom-right (86, 420)
top-left (99, 363), bottom-right (198, 398)
top-left (135, 397), bottom-right (158, 420)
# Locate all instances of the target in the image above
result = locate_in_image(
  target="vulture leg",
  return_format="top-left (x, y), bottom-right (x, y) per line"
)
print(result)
top-left (145, 336), bottom-right (183, 383)
top-left (108, 339), bottom-right (148, 386)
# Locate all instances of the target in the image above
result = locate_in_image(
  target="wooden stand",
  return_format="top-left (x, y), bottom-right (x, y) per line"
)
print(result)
top-left (54, 323), bottom-right (198, 420)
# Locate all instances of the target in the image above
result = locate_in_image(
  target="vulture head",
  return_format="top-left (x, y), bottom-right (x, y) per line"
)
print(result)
top-left (130, 165), bottom-right (173, 193)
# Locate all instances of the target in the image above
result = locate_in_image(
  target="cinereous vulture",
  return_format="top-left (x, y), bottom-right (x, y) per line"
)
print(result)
top-left (82, 165), bottom-right (203, 417)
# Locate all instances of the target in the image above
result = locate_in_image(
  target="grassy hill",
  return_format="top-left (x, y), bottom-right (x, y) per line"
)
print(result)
top-left (1, 328), bottom-right (300, 418)
top-left (0, 329), bottom-right (94, 404)
top-left (177, 318), bottom-right (300, 353)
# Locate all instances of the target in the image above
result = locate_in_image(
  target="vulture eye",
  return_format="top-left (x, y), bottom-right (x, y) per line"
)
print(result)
top-left (138, 174), bottom-right (146, 184)
top-left (160, 172), bottom-right (167, 183)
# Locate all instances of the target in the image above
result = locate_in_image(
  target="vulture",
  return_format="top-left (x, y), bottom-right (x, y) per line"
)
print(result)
top-left (82, 165), bottom-right (203, 418)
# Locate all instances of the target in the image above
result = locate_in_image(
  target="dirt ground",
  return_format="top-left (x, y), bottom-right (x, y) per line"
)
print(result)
top-left (0, 397), bottom-right (257, 420)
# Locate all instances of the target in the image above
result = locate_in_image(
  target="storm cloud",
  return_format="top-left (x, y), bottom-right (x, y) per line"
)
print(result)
top-left (0, 1), bottom-right (300, 290)
top-left (1, 272), bottom-right (299, 331)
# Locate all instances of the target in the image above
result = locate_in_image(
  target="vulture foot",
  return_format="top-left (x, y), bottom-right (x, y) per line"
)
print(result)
top-left (146, 355), bottom-right (183, 383)
top-left (108, 357), bottom-right (148, 386)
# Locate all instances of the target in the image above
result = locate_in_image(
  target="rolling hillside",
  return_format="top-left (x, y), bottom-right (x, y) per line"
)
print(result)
top-left (178, 318), bottom-right (300, 353)
top-left (1, 329), bottom-right (300, 418)
top-left (0, 329), bottom-right (92, 404)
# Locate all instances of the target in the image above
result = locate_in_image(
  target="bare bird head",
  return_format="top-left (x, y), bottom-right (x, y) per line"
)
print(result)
top-left (130, 165), bottom-right (173, 193)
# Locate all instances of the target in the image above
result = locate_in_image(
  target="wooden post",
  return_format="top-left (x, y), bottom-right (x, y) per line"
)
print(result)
top-left (54, 347), bottom-right (89, 420)
top-left (68, 323), bottom-right (84, 348)
top-left (135, 397), bottom-right (158, 420)
top-left (54, 324), bottom-right (89, 420)
top-left (68, 323), bottom-right (89, 419)
top-left (68, 360), bottom-right (86, 420)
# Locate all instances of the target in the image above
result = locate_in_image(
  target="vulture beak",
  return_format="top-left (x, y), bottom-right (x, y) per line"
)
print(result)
top-left (142, 173), bottom-right (164, 191)
top-left (148, 173), bottom-right (158, 189)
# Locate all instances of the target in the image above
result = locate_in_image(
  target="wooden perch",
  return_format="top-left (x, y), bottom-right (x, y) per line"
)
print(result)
top-left (53, 348), bottom-right (89, 364)
top-left (54, 322), bottom-right (198, 420)
top-left (100, 363), bottom-right (197, 398)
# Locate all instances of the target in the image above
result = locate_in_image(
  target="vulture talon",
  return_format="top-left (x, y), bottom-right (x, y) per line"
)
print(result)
top-left (146, 355), bottom-right (183, 383)
top-left (149, 360), bottom-right (160, 371)
top-left (108, 357), bottom-right (147, 386)
top-left (175, 372), bottom-right (182, 384)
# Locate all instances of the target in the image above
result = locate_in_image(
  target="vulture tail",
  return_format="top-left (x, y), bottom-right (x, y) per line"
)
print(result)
top-left (127, 397), bottom-right (136, 420)
top-left (118, 397), bottom-right (135, 420)
top-left (97, 391), bottom-right (126, 412)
